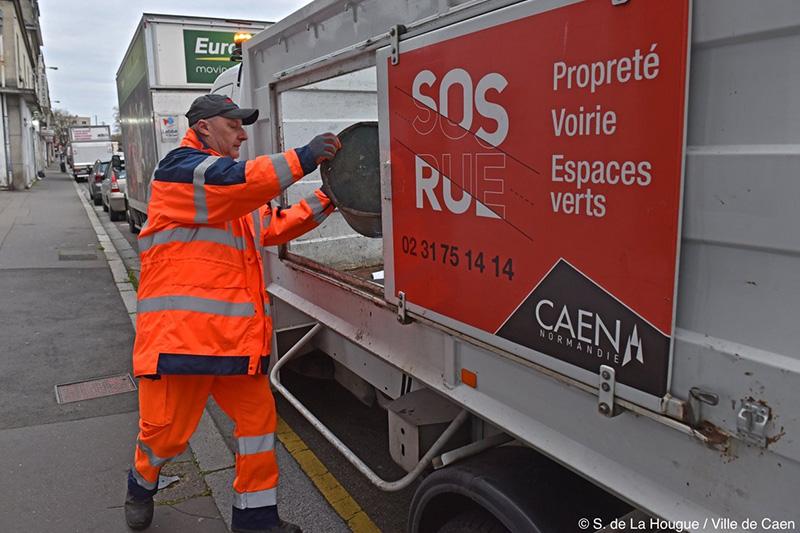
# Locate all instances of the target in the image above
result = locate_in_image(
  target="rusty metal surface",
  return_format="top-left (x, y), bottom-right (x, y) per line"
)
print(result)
top-left (54, 373), bottom-right (137, 404)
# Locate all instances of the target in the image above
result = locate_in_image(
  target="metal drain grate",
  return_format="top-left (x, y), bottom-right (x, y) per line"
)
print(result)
top-left (55, 373), bottom-right (137, 404)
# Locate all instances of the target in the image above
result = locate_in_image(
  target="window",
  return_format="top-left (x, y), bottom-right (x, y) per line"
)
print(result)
top-left (278, 67), bottom-right (382, 282)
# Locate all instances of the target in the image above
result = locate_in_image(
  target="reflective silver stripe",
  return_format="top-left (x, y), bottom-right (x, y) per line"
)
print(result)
top-left (193, 156), bottom-right (219, 224)
top-left (305, 193), bottom-right (329, 225)
top-left (269, 154), bottom-right (294, 191)
top-left (250, 211), bottom-right (261, 251)
top-left (138, 295), bottom-right (255, 317)
top-left (137, 439), bottom-right (172, 467)
top-left (264, 302), bottom-right (271, 316)
top-left (131, 467), bottom-right (158, 491)
top-left (235, 433), bottom-right (275, 455)
top-left (232, 487), bottom-right (277, 509)
top-left (138, 227), bottom-right (247, 253)
top-left (262, 213), bottom-right (272, 229)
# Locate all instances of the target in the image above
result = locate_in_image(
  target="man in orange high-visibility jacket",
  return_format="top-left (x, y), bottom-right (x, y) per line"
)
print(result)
top-left (124, 94), bottom-right (340, 533)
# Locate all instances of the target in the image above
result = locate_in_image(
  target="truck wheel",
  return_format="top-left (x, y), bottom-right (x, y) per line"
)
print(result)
top-left (128, 207), bottom-right (139, 234)
top-left (409, 446), bottom-right (630, 533)
top-left (93, 194), bottom-right (102, 206)
top-left (437, 509), bottom-right (507, 533)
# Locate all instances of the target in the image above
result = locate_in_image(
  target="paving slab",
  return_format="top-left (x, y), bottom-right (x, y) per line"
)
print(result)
top-left (206, 399), bottom-right (348, 532)
top-left (199, 442), bottom-right (350, 533)
top-left (0, 267), bottom-right (138, 429)
top-left (204, 468), bottom-right (236, 528)
top-left (0, 411), bottom-right (224, 532)
top-left (0, 179), bottom-right (106, 270)
top-left (190, 410), bottom-right (235, 473)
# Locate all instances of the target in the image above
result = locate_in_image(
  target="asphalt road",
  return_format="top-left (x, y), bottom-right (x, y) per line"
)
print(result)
top-left (112, 213), bottom-right (414, 533)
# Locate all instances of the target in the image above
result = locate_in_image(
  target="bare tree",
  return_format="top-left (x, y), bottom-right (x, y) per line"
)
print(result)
top-left (51, 108), bottom-right (74, 154)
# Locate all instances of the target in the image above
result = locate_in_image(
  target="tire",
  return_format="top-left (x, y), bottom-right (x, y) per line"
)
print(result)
top-left (93, 194), bottom-right (102, 206)
top-left (437, 509), bottom-right (508, 533)
top-left (128, 207), bottom-right (140, 234)
top-left (110, 209), bottom-right (124, 222)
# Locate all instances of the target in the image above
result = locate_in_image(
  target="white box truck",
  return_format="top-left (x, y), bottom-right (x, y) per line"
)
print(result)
top-left (219, 0), bottom-right (800, 530)
top-left (68, 125), bottom-right (112, 181)
top-left (116, 13), bottom-right (269, 232)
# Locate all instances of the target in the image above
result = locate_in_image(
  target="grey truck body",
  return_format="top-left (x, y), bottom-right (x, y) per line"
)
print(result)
top-left (224, 0), bottom-right (800, 527)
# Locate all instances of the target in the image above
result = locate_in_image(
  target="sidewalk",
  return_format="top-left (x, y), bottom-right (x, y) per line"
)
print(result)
top-left (0, 170), bottom-right (227, 532)
top-left (0, 168), bottom-right (348, 533)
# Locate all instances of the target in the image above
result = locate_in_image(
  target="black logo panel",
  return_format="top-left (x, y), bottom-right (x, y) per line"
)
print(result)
top-left (497, 260), bottom-right (669, 397)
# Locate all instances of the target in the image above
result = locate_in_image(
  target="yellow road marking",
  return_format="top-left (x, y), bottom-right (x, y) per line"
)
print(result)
top-left (276, 418), bottom-right (381, 533)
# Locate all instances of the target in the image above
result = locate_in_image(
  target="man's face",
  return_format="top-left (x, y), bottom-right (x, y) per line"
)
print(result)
top-left (195, 116), bottom-right (248, 159)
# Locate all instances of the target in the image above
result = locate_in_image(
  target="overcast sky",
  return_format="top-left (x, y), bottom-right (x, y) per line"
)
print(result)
top-left (40, 0), bottom-right (312, 126)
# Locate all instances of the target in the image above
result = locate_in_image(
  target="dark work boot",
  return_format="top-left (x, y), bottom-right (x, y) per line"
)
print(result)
top-left (231, 505), bottom-right (301, 532)
top-left (231, 520), bottom-right (302, 533)
top-left (124, 493), bottom-right (154, 530)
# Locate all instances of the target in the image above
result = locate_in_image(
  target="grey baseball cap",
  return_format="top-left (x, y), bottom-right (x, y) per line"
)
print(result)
top-left (186, 94), bottom-right (259, 126)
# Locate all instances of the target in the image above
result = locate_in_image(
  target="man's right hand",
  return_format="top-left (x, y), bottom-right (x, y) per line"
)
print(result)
top-left (307, 133), bottom-right (341, 164)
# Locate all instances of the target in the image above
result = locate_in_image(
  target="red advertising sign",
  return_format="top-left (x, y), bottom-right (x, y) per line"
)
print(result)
top-left (387, 0), bottom-right (690, 397)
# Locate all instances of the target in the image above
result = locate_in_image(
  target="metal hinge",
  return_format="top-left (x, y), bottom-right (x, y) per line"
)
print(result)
top-left (737, 400), bottom-right (771, 448)
top-left (390, 25), bottom-right (406, 66)
top-left (598, 365), bottom-right (620, 417)
top-left (688, 387), bottom-right (719, 428)
top-left (397, 291), bottom-right (411, 324)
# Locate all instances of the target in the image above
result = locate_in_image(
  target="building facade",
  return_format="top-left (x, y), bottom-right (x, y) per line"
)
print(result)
top-left (0, 0), bottom-right (51, 189)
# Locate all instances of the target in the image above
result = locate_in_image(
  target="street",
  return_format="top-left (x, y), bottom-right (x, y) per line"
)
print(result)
top-left (4, 1), bottom-right (799, 531)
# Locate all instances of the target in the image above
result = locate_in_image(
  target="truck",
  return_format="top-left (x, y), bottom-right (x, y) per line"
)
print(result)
top-left (68, 125), bottom-right (112, 181)
top-left (221, 1), bottom-right (800, 530)
top-left (116, 13), bottom-right (269, 232)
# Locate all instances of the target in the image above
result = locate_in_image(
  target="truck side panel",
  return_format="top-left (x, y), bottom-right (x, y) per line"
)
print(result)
top-left (151, 91), bottom-right (202, 161)
top-left (671, 0), bottom-right (800, 461)
top-left (117, 24), bottom-right (156, 214)
top-left (117, 15), bottom-right (270, 218)
top-left (243, 0), bottom-right (800, 524)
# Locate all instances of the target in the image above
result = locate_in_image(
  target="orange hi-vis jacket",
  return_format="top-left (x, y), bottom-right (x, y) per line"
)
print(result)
top-left (132, 129), bottom-right (333, 377)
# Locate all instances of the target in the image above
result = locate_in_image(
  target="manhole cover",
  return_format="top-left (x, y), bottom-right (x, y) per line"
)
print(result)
top-left (58, 249), bottom-right (98, 261)
top-left (55, 373), bottom-right (137, 404)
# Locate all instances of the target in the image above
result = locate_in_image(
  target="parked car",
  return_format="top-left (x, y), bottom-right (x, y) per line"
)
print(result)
top-left (101, 169), bottom-right (127, 222)
top-left (86, 159), bottom-right (110, 206)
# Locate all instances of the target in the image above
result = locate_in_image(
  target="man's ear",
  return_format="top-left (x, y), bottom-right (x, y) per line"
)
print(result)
top-left (194, 120), bottom-right (211, 136)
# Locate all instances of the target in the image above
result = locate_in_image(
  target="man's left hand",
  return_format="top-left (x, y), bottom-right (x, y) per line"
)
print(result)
top-left (307, 133), bottom-right (341, 164)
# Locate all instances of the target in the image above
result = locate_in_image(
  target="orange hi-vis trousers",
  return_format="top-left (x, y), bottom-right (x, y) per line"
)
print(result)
top-left (129, 374), bottom-right (278, 515)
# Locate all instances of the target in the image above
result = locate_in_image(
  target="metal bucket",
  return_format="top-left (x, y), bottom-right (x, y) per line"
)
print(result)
top-left (320, 121), bottom-right (382, 238)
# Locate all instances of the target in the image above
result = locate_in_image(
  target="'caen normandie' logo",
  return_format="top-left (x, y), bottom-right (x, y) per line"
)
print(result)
top-left (496, 259), bottom-right (670, 397)
top-left (183, 30), bottom-right (238, 84)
